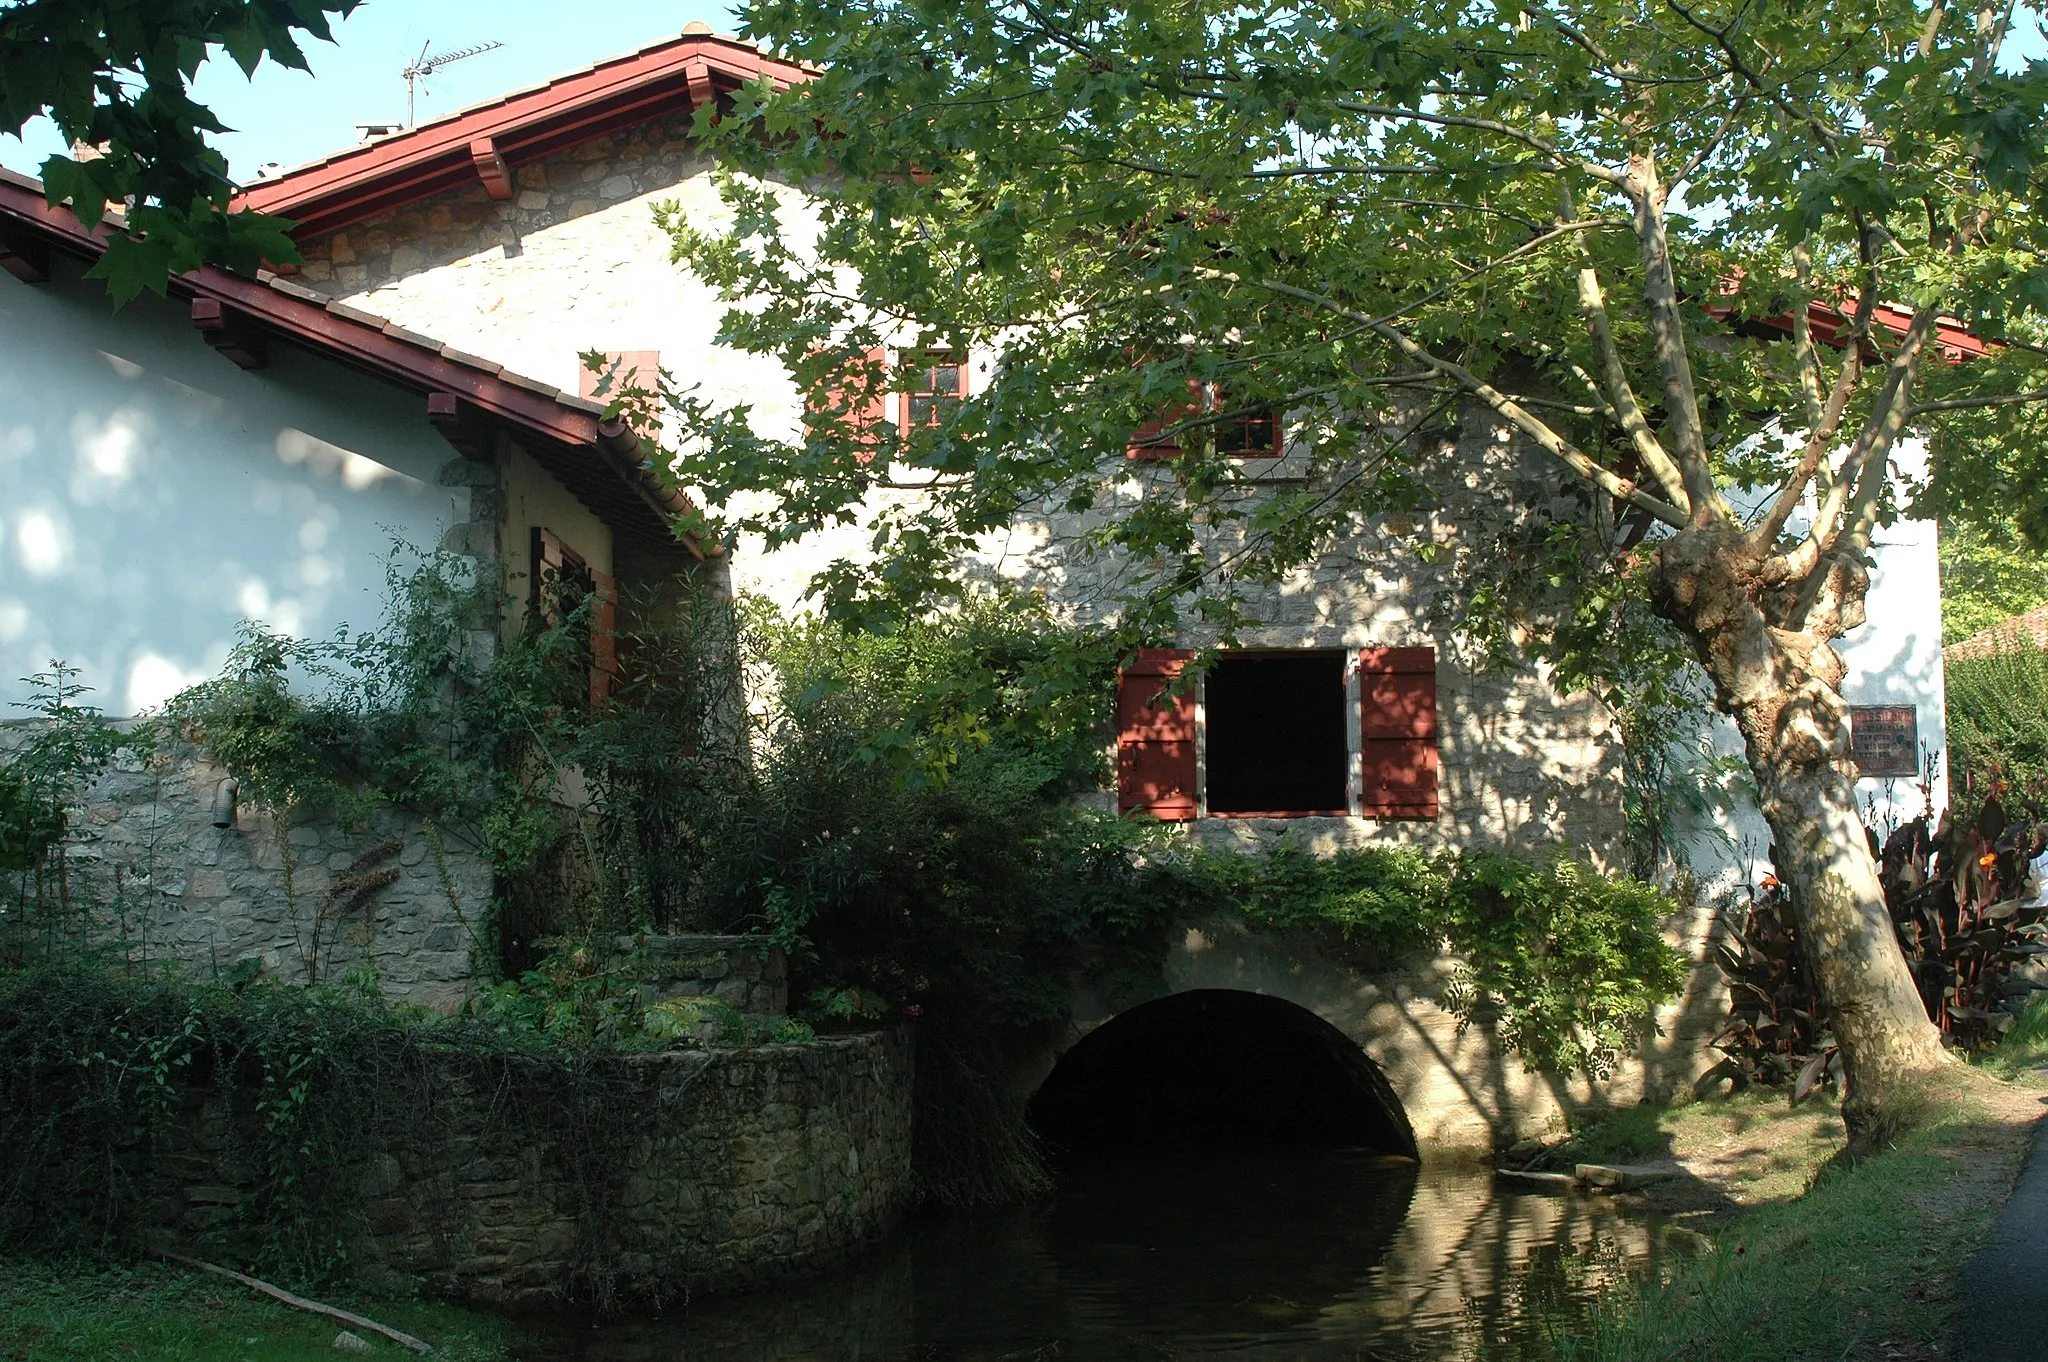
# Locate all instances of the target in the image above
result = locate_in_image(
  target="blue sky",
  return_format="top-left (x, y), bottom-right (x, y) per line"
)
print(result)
top-left (3, 3), bottom-right (2043, 188)
top-left (0, 2), bottom-right (742, 183)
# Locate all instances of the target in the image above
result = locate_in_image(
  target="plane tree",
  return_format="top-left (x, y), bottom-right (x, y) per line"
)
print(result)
top-left (656, 0), bottom-right (2048, 1130)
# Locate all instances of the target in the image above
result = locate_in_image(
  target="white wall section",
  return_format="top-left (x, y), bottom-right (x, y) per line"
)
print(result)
top-left (0, 255), bottom-right (463, 716)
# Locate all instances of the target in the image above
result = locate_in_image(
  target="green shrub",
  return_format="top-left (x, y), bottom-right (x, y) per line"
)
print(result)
top-left (1947, 645), bottom-right (2048, 816)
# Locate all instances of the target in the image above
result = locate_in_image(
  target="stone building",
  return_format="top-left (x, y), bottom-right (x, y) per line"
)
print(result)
top-left (230, 26), bottom-right (1624, 860)
top-left (1, 24), bottom-right (1952, 1138)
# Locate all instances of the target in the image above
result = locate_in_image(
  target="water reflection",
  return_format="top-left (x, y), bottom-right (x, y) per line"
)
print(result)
top-left (518, 1152), bottom-right (1676, 1361)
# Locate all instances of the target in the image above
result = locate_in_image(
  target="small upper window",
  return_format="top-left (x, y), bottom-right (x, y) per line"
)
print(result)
top-left (902, 350), bottom-right (966, 430)
top-left (1214, 401), bottom-right (1281, 457)
top-left (1127, 380), bottom-right (1283, 459)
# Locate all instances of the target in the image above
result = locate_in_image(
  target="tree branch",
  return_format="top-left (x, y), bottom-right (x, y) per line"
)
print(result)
top-left (1748, 265), bottom-right (1880, 557)
top-left (1242, 274), bottom-right (1686, 525)
top-left (1910, 387), bottom-right (2048, 415)
top-left (1330, 102), bottom-right (1631, 184)
top-left (1623, 149), bottom-right (1725, 522)
top-left (1564, 190), bottom-right (1691, 512)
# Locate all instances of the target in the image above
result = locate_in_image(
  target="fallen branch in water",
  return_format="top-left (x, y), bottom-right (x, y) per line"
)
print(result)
top-left (152, 1250), bottom-right (432, 1353)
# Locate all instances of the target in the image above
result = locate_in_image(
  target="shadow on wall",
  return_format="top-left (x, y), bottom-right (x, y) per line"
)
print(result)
top-left (1025, 988), bottom-right (1420, 1159)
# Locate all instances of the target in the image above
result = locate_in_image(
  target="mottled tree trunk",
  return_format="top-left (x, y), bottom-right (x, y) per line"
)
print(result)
top-left (1652, 524), bottom-right (1949, 1136)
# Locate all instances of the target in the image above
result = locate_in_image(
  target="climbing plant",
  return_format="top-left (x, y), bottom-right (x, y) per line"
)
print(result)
top-left (0, 664), bottom-right (148, 961)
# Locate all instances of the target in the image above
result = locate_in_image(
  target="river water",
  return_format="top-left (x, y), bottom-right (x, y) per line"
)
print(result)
top-left (518, 1149), bottom-right (1683, 1361)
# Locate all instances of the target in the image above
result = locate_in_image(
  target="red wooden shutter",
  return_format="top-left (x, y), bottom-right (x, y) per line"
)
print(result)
top-left (806, 345), bottom-right (891, 460)
top-left (1126, 379), bottom-right (1204, 460)
top-left (1117, 648), bottom-right (1198, 820)
top-left (1359, 647), bottom-right (1439, 818)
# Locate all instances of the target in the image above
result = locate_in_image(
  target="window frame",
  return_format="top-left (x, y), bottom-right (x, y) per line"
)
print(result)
top-left (1193, 648), bottom-right (1359, 819)
top-left (530, 526), bottom-right (618, 709)
top-left (1126, 379), bottom-right (1285, 461)
top-left (898, 347), bottom-right (969, 433)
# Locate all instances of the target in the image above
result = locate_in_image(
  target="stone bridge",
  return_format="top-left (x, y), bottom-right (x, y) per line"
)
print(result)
top-left (1017, 910), bottom-right (1729, 1157)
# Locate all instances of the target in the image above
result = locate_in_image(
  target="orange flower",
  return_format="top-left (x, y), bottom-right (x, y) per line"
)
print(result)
top-left (1980, 853), bottom-right (1999, 869)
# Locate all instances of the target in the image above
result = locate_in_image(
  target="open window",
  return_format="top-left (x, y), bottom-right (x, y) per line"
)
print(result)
top-left (1204, 652), bottom-right (1350, 816)
top-left (531, 527), bottom-right (617, 708)
top-left (1114, 646), bottom-right (1438, 821)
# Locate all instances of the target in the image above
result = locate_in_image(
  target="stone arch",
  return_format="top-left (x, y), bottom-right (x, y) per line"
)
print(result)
top-left (1027, 988), bottom-right (1420, 1158)
top-left (1017, 914), bottom-right (1649, 1155)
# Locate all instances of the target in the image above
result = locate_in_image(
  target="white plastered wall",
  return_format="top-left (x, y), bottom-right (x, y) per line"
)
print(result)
top-left (0, 254), bottom-right (464, 717)
top-left (1687, 438), bottom-right (1949, 895)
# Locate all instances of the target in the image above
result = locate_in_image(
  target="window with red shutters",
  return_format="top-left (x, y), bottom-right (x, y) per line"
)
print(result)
top-left (1126, 379), bottom-right (1283, 459)
top-left (1115, 648), bottom-right (1197, 820)
top-left (1114, 646), bottom-right (1439, 821)
top-left (1358, 646), bottom-right (1439, 818)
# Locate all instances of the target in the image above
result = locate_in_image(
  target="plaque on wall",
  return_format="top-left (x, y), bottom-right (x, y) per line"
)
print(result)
top-left (1849, 705), bottom-right (1919, 778)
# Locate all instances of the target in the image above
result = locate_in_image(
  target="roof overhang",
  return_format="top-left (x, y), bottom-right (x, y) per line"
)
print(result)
top-left (0, 170), bottom-right (702, 557)
top-left (232, 31), bottom-right (812, 239)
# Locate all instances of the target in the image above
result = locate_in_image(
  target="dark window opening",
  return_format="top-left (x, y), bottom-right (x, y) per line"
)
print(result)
top-left (1215, 403), bottom-right (1280, 456)
top-left (1204, 651), bottom-right (1348, 816)
top-left (1027, 990), bottom-right (1417, 1157)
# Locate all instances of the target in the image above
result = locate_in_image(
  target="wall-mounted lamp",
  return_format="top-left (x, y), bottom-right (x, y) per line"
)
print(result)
top-left (211, 777), bottom-right (240, 829)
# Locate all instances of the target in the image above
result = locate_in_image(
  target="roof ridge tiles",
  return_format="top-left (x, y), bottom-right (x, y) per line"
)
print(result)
top-left (437, 346), bottom-right (506, 376)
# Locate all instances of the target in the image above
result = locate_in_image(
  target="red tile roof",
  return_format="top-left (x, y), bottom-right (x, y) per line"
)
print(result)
top-left (1946, 605), bottom-right (2048, 663)
top-left (232, 29), bottom-right (813, 239)
top-left (0, 168), bottom-right (700, 555)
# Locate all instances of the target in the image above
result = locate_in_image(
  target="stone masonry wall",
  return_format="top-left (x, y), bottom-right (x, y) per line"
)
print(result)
top-left (3, 445), bottom-right (515, 1013)
top-left (972, 397), bottom-right (1630, 861)
top-left (117, 1031), bottom-right (913, 1308)
top-left (43, 736), bottom-right (493, 1012)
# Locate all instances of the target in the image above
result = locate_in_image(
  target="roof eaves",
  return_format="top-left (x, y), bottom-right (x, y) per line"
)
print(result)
top-left (231, 31), bottom-right (812, 237)
top-left (0, 173), bottom-right (700, 553)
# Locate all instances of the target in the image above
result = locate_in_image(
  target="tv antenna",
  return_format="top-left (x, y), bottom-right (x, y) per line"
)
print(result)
top-left (403, 39), bottom-right (504, 126)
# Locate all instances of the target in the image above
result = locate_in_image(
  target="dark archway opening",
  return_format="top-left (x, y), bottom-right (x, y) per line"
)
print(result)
top-left (1027, 989), bottom-right (1418, 1159)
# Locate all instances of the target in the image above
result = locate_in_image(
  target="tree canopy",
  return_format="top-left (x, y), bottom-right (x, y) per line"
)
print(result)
top-left (0, 0), bottom-right (358, 301)
top-left (663, 0), bottom-right (2048, 645)
top-left (655, 0), bottom-right (2048, 1122)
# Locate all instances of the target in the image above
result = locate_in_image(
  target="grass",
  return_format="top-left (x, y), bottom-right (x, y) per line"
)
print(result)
top-left (1981, 991), bottom-right (2048, 1084)
top-left (1547, 1012), bottom-right (2048, 1362)
top-left (0, 1257), bottom-right (514, 1362)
